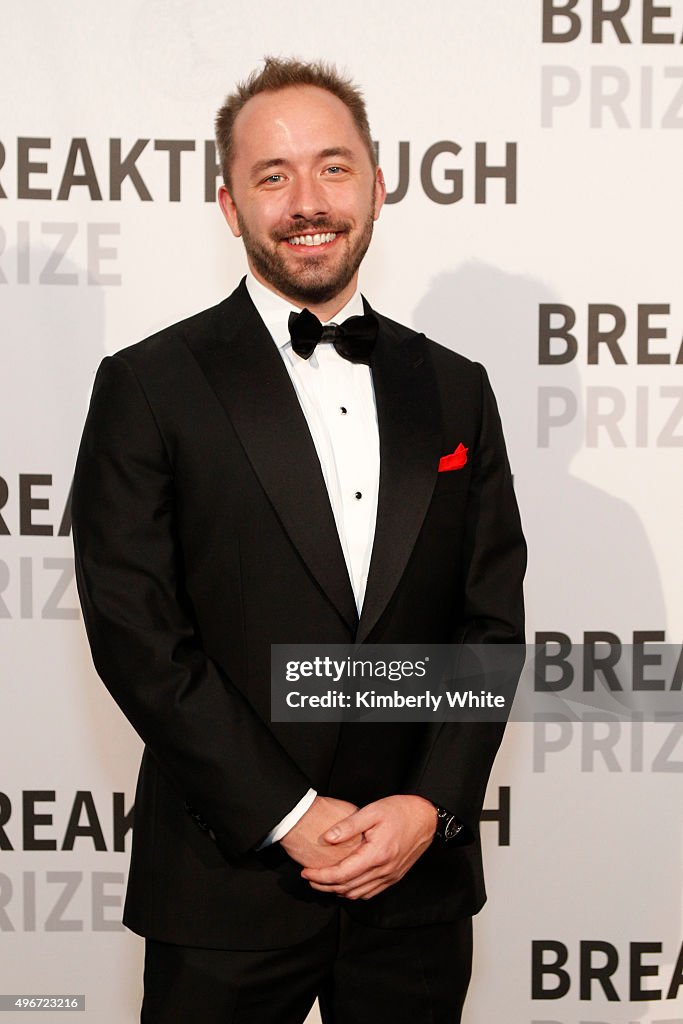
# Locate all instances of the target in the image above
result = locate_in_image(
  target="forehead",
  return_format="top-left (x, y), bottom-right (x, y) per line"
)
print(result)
top-left (232, 85), bottom-right (366, 167)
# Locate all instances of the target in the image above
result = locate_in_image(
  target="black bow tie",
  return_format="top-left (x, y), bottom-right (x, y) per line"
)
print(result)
top-left (288, 308), bottom-right (378, 365)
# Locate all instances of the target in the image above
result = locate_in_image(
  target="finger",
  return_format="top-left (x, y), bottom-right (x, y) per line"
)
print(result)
top-left (347, 880), bottom-right (389, 900)
top-left (306, 866), bottom-right (385, 894)
top-left (309, 876), bottom-right (391, 900)
top-left (323, 805), bottom-right (378, 844)
top-left (302, 845), bottom-right (381, 885)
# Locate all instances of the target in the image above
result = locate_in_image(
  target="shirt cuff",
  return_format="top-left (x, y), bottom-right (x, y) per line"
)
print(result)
top-left (256, 788), bottom-right (318, 849)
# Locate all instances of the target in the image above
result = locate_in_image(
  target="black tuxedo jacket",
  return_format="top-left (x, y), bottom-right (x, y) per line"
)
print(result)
top-left (72, 280), bottom-right (526, 950)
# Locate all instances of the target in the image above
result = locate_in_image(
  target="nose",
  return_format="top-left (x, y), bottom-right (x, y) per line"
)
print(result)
top-left (288, 173), bottom-right (329, 221)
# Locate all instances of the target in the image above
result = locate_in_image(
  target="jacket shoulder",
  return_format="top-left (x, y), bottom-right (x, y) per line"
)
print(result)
top-left (111, 301), bottom-right (228, 373)
top-left (374, 309), bottom-right (483, 382)
top-left (109, 279), bottom-right (252, 375)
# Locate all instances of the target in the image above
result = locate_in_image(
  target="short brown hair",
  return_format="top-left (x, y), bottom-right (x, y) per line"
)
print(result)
top-left (215, 56), bottom-right (376, 189)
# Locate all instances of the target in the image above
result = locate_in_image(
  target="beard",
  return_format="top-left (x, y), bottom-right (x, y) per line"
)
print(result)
top-left (236, 208), bottom-right (375, 307)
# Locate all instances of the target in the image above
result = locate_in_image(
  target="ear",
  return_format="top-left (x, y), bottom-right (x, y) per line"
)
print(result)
top-left (373, 167), bottom-right (387, 221)
top-left (218, 184), bottom-right (242, 238)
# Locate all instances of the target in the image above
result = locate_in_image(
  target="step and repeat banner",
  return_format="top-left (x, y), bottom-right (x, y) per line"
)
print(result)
top-left (1, 2), bottom-right (681, 1022)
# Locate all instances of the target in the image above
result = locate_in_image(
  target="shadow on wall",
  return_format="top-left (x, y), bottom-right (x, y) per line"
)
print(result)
top-left (416, 263), bottom-right (676, 1024)
top-left (413, 261), bottom-right (666, 638)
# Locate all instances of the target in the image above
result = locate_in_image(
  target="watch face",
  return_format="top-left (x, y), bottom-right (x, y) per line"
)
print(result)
top-left (436, 809), bottom-right (462, 841)
top-left (444, 817), bottom-right (460, 840)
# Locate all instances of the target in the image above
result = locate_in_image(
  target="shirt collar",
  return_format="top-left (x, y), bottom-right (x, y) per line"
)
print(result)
top-left (245, 271), bottom-right (365, 351)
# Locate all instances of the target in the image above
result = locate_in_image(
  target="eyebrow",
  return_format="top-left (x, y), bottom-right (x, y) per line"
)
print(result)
top-left (249, 147), bottom-right (358, 178)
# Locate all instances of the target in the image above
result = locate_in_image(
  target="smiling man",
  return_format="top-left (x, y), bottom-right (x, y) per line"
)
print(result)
top-left (217, 85), bottom-right (379, 316)
top-left (72, 58), bottom-right (526, 1024)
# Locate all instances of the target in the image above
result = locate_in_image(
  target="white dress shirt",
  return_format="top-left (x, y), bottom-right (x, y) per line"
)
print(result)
top-left (245, 272), bottom-right (381, 845)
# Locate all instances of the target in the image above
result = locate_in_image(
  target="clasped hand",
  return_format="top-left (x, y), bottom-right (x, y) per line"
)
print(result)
top-left (280, 794), bottom-right (437, 901)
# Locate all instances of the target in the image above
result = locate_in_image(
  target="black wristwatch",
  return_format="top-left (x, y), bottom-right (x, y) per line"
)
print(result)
top-left (433, 806), bottom-right (464, 842)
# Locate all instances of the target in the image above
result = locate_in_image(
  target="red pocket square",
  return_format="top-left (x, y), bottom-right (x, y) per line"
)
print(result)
top-left (438, 443), bottom-right (468, 472)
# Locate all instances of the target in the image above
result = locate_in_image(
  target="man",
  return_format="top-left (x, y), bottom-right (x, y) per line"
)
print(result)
top-left (72, 57), bottom-right (526, 1024)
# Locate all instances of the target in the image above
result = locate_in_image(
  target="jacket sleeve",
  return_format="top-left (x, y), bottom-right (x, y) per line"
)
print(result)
top-left (72, 355), bottom-right (311, 859)
top-left (412, 363), bottom-right (527, 841)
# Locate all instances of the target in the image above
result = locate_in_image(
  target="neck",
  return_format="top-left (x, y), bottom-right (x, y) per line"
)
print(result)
top-left (249, 265), bottom-right (358, 322)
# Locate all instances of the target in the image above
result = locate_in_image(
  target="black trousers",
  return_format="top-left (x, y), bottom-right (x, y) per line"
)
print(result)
top-left (141, 909), bottom-right (473, 1024)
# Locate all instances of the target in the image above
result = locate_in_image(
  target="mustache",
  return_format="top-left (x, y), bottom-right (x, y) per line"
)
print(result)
top-left (272, 219), bottom-right (349, 241)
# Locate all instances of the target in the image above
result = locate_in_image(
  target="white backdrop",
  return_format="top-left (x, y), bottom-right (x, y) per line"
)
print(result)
top-left (1, 2), bottom-right (682, 1022)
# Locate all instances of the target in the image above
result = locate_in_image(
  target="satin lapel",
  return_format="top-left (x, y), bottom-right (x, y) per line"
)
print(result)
top-left (357, 310), bottom-right (443, 643)
top-left (183, 281), bottom-right (358, 632)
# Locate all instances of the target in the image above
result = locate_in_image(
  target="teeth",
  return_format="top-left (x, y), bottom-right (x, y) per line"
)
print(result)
top-left (288, 232), bottom-right (337, 246)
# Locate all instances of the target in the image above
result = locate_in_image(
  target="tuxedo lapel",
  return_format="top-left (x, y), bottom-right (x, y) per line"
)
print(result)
top-left (183, 281), bottom-right (358, 632)
top-left (357, 310), bottom-right (443, 643)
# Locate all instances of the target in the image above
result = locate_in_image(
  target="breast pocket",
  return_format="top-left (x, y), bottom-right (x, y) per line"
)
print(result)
top-left (431, 465), bottom-right (470, 498)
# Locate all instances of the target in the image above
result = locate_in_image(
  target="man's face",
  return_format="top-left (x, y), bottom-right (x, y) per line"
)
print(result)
top-left (218, 85), bottom-right (385, 310)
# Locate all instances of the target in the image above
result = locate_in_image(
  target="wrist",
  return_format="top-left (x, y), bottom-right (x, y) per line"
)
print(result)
top-left (404, 794), bottom-right (439, 838)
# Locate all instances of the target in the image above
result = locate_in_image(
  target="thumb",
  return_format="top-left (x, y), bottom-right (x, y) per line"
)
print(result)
top-left (323, 808), bottom-right (371, 844)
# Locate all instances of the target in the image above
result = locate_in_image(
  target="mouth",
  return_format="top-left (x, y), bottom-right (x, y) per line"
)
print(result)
top-left (284, 231), bottom-right (339, 250)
